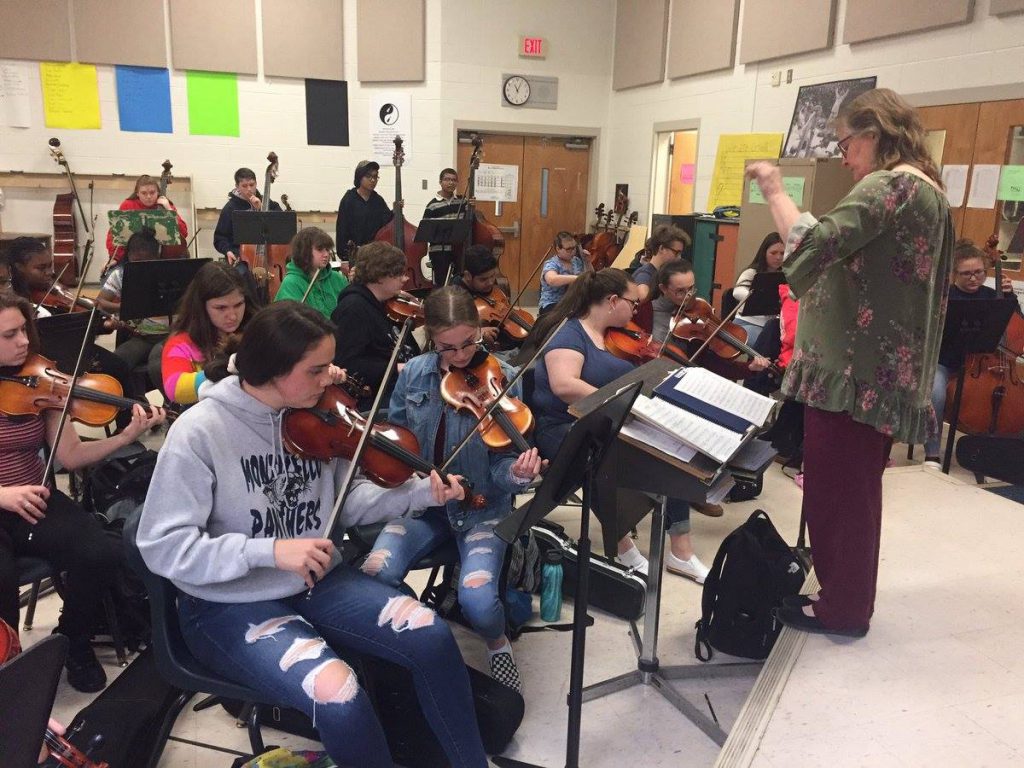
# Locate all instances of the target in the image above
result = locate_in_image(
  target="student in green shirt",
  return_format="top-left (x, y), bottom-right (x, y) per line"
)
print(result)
top-left (274, 227), bottom-right (349, 319)
top-left (748, 88), bottom-right (953, 638)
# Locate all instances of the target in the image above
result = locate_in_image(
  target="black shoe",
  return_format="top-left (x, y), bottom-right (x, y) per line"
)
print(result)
top-left (772, 606), bottom-right (868, 638)
top-left (782, 594), bottom-right (816, 609)
top-left (65, 642), bottom-right (108, 693)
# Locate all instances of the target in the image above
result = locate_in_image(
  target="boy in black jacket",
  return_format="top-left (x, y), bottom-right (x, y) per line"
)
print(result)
top-left (213, 167), bottom-right (282, 269)
top-left (331, 242), bottom-right (420, 410)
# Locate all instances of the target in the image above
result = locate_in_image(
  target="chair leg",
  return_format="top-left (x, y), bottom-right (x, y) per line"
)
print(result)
top-left (192, 693), bottom-right (222, 712)
top-left (144, 690), bottom-right (195, 768)
top-left (101, 591), bottom-right (129, 666)
top-left (246, 703), bottom-right (265, 755)
top-left (907, 443), bottom-right (915, 460)
top-left (418, 565), bottom-right (443, 603)
top-left (24, 580), bottom-right (42, 631)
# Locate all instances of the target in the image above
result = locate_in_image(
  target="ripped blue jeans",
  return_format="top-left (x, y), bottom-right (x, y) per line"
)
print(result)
top-left (177, 564), bottom-right (488, 768)
top-left (363, 509), bottom-right (509, 642)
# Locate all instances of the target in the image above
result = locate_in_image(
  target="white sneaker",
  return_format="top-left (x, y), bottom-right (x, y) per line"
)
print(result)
top-left (923, 457), bottom-right (941, 470)
top-left (615, 545), bottom-right (649, 576)
top-left (665, 552), bottom-right (710, 584)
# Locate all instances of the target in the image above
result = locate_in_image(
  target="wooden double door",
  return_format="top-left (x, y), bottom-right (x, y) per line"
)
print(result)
top-left (918, 99), bottom-right (1024, 277)
top-left (456, 132), bottom-right (592, 298)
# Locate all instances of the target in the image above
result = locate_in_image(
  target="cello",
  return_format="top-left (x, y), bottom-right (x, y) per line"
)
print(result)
top-left (374, 136), bottom-right (432, 292)
top-left (944, 235), bottom-right (1024, 436)
top-left (157, 159), bottom-right (187, 258)
top-left (240, 152), bottom-right (289, 303)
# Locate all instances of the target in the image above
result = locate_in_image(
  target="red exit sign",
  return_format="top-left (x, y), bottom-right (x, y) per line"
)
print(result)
top-left (520, 36), bottom-right (545, 58)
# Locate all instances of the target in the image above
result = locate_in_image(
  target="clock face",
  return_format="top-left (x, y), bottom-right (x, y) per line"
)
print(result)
top-left (503, 76), bottom-right (531, 106)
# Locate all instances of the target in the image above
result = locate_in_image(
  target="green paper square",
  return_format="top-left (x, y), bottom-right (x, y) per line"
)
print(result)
top-left (998, 165), bottom-right (1024, 202)
top-left (186, 71), bottom-right (239, 137)
top-left (748, 176), bottom-right (805, 206)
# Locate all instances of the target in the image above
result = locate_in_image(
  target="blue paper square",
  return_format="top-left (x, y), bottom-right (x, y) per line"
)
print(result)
top-left (115, 66), bottom-right (172, 134)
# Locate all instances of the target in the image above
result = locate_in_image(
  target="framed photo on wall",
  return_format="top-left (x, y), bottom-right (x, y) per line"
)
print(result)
top-left (782, 76), bottom-right (877, 159)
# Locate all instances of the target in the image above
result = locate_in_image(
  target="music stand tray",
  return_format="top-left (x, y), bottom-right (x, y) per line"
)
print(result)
top-left (231, 210), bottom-right (297, 246)
top-left (414, 217), bottom-right (472, 245)
top-left (940, 297), bottom-right (1018, 474)
top-left (120, 258), bottom-right (211, 322)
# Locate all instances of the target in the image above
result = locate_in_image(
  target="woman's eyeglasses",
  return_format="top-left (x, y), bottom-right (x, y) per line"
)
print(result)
top-left (436, 336), bottom-right (483, 354)
top-left (837, 132), bottom-right (858, 157)
top-left (956, 268), bottom-right (987, 279)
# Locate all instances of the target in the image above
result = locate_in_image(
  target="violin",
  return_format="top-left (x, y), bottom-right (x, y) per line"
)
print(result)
top-left (605, 321), bottom-right (691, 367)
top-left (0, 353), bottom-right (169, 427)
top-left (0, 618), bottom-right (110, 768)
top-left (439, 350), bottom-right (533, 453)
top-left (673, 297), bottom-right (782, 378)
top-left (385, 291), bottom-right (425, 328)
top-left (473, 287), bottom-right (534, 341)
top-left (281, 385), bottom-right (483, 506)
top-left (32, 283), bottom-right (95, 314)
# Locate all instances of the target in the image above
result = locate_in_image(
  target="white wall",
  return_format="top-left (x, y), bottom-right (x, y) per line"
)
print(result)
top-left (602, 0), bottom-right (1024, 223)
top-left (0, 0), bottom-right (614, 281)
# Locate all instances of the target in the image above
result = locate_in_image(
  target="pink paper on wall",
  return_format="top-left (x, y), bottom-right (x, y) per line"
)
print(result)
top-left (679, 163), bottom-right (695, 184)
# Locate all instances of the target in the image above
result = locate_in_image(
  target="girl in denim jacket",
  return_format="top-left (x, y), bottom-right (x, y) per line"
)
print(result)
top-left (363, 286), bottom-right (545, 693)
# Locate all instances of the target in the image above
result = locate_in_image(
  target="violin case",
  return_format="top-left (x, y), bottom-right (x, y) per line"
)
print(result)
top-left (956, 434), bottom-right (1024, 485)
top-left (531, 520), bottom-right (647, 622)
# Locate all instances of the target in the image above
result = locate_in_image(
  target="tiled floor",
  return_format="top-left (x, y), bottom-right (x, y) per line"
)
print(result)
top-left (24, 435), bottom-right (1024, 767)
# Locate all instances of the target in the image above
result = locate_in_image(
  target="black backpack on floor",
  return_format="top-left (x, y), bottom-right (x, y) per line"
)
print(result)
top-left (694, 510), bottom-right (806, 661)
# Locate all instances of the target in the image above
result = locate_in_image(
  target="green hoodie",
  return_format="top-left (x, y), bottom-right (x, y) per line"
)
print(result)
top-left (274, 260), bottom-right (349, 319)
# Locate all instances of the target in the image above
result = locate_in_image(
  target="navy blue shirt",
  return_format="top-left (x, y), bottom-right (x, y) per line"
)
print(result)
top-left (532, 318), bottom-right (634, 423)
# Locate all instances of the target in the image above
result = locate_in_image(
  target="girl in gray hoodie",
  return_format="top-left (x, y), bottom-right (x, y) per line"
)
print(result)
top-left (137, 301), bottom-right (488, 767)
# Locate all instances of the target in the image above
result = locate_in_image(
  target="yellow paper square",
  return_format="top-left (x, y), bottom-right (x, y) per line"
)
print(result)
top-left (41, 62), bottom-right (101, 130)
top-left (707, 134), bottom-right (783, 210)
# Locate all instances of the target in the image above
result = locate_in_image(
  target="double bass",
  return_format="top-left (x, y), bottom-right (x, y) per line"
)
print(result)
top-left (374, 136), bottom-right (432, 292)
top-left (240, 152), bottom-right (289, 303)
top-left (463, 136), bottom-right (506, 260)
top-left (944, 236), bottom-right (1024, 436)
top-left (157, 159), bottom-right (187, 258)
top-left (48, 138), bottom-right (90, 287)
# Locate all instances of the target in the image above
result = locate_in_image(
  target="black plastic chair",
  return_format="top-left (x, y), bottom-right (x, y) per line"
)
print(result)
top-left (0, 634), bottom-right (68, 768)
top-left (122, 512), bottom-right (271, 764)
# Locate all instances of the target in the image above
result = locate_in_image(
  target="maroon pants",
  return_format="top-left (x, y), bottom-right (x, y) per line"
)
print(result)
top-left (802, 407), bottom-right (892, 631)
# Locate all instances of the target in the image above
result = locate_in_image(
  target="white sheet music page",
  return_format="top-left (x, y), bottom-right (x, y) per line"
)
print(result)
top-left (620, 417), bottom-right (698, 463)
top-left (631, 395), bottom-right (744, 464)
top-left (671, 367), bottom-right (774, 427)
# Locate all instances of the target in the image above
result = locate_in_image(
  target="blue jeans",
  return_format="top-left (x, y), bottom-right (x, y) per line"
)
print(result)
top-left (534, 416), bottom-right (691, 536)
top-left (177, 565), bottom-right (488, 768)
top-left (924, 363), bottom-right (953, 457)
top-left (364, 511), bottom-right (509, 641)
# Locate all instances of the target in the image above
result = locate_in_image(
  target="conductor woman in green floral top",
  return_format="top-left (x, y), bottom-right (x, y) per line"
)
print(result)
top-left (747, 88), bottom-right (953, 638)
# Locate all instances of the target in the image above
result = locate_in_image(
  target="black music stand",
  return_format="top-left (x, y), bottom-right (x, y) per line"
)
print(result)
top-left (742, 272), bottom-right (787, 316)
top-left (940, 297), bottom-right (1018, 474)
top-left (415, 217), bottom-right (472, 284)
top-left (120, 258), bottom-right (211, 322)
top-left (231, 210), bottom-right (297, 250)
top-left (493, 381), bottom-right (643, 768)
top-left (572, 359), bottom-right (768, 748)
top-left (36, 312), bottom-right (101, 373)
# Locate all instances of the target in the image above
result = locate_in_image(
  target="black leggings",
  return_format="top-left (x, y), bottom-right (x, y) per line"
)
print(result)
top-left (0, 489), bottom-right (121, 643)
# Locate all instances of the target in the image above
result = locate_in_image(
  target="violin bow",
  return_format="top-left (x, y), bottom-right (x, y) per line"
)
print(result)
top-left (319, 317), bottom-right (416, 557)
top-left (655, 297), bottom-right (693, 366)
top-left (493, 250), bottom-right (549, 330)
top-left (300, 268), bottom-right (321, 304)
top-left (439, 317), bottom-right (568, 472)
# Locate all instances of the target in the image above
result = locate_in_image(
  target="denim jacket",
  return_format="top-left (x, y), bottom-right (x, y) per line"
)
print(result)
top-left (388, 352), bottom-right (532, 531)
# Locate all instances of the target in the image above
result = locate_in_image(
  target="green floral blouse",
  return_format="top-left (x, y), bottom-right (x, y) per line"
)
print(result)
top-left (781, 169), bottom-right (954, 444)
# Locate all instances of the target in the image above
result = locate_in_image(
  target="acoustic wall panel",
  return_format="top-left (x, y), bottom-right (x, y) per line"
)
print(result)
top-left (0, 0), bottom-right (71, 62)
top-left (843, 0), bottom-right (972, 43)
top-left (667, 0), bottom-right (739, 79)
top-left (739, 0), bottom-right (835, 64)
top-left (612, 0), bottom-right (669, 90)
top-left (263, 0), bottom-right (343, 80)
top-left (74, 0), bottom-right (167, 68)
top-left (990, 0), bottom-right (1024, 15)
top-left (169, 0), bottom-right (257, 75)
top-left (356, 0), bottom-right (424, 82)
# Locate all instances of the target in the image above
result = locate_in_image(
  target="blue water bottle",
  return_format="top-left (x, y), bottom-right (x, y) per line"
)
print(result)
top-left (540, 549), bottom-right (564, 622)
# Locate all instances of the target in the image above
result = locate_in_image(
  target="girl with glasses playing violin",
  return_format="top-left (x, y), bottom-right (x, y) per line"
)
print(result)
top-left (362, 286), bottom-right (545, 694)
top-left (527, 269), bottom-right (710, 583)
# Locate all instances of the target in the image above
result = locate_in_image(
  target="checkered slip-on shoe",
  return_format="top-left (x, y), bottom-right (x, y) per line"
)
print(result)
top-left (489, 650), bottom-right (523, 694)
